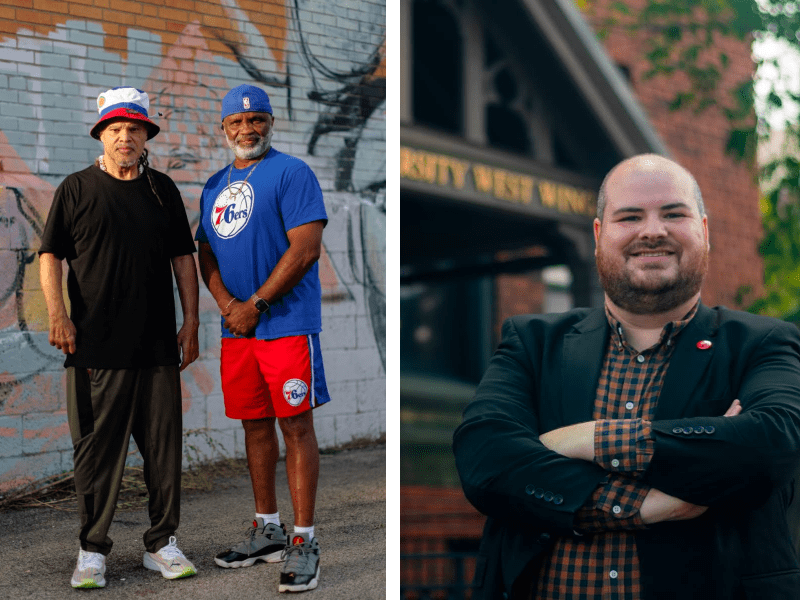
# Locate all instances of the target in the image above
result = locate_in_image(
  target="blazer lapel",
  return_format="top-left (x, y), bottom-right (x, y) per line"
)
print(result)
top-left (656, 303), bottom-right (719, 419)
top-left (561, 309), bottom-right (608, 424)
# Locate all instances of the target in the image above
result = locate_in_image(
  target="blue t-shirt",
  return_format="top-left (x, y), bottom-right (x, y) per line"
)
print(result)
top-left (196, 148), bottom-right (328, 340)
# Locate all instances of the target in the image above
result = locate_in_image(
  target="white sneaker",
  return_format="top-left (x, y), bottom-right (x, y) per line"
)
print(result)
top-left (143, 536), bottom-right (197, 580)
top-left (71, 548), bottom-right (106, 588)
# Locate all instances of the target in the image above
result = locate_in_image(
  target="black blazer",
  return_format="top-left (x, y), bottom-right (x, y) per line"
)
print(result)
top-left (453, 304), bottom-right (800, 599)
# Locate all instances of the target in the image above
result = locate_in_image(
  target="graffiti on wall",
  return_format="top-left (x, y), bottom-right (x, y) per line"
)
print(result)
top-left (0, 0), bottom-right (385, 487)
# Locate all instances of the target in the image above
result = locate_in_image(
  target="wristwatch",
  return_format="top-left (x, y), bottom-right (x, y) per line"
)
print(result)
top-left (252, 294), bottom-right (270, 314)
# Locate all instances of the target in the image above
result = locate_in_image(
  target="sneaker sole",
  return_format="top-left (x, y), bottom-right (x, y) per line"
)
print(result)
top-left (71, 579), bottom-right (105, 589)
top-left (278, 565), bottom-right (320, 593)
top-left (215, 549), bottom-right (284, 568)
top-left (142, 554), bottom-right (197, 580)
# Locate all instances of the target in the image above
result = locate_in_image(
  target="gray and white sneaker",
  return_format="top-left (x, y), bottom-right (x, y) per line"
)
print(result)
top-left (215, 519), bottom-right (287, 568)
top-left (279, 532), bottom-right (320, 593)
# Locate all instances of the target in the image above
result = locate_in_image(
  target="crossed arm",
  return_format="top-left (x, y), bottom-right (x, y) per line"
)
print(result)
top-left (540, 400), bottom-right (742, 524)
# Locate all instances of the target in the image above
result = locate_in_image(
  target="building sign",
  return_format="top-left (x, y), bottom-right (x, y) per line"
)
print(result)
top-left (400, 145), bottom-right (596, 217)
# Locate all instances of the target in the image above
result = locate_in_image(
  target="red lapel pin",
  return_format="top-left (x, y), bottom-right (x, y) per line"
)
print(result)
top-left (696, 340), bottom-right (712, 350)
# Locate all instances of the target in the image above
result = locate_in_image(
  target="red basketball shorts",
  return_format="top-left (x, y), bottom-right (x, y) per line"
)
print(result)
top-left (220, 334), bottom-right (331, 420)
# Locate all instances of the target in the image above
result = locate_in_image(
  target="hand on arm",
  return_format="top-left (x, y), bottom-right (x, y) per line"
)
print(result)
top-left (171, 253), bottom-right (200, 371)
top-left (39, 252), bottom-right (77, 355)
top-left (198, 242), bottom-right (257, 337)
top-left (543, 399), bottom-right (743, 526)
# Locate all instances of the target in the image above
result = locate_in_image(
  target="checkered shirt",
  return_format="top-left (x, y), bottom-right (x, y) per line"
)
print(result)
top-left (534, 303), bottom-right (698, 599)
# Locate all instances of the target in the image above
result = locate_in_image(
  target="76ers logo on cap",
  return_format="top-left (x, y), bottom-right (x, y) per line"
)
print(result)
top-left (211, 184), bottom-right (254, 239)
top-left (283, 379), bottom-right (308, 407)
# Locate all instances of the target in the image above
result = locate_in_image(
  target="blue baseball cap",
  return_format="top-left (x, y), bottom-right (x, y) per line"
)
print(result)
top-left (221, 84), bottom-right (273, 121)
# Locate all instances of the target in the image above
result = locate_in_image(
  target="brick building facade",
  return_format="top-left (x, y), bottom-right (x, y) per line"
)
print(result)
top-left (401, 0), bottom-right (762, 596)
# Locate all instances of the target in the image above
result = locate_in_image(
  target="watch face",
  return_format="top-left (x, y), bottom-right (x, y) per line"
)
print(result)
top-left (255, 298), bottom-right (269, 313)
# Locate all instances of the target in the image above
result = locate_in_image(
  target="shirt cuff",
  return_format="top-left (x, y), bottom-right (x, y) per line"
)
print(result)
top-left (594, 418), bottom-right (654, 476)
top-left (573, 475), bottom-right (650, 533)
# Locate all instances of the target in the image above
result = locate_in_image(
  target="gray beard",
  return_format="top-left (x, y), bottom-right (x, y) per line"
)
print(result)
top-left (229, 131), bottom-right (272, 160)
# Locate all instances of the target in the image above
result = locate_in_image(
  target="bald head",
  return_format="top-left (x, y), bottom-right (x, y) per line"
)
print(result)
top-left (597, 154), bottom-right (705, 222)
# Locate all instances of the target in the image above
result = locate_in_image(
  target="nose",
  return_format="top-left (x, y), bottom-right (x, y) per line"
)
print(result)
top-left (639, 214), bottom-right (668, 239)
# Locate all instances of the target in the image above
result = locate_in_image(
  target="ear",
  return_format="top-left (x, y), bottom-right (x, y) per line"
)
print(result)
top-left (593, 217), bottom-right (602, 255)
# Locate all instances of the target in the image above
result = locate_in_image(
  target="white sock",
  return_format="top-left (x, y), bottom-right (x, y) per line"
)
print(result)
top-left (293, 524), bottom-right (315, 541)
top-left (256, 512), bottom-right (280, 527)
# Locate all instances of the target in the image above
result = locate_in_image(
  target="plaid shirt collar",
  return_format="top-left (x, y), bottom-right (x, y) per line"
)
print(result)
top-left (605, 300), bottom-right (700, 353)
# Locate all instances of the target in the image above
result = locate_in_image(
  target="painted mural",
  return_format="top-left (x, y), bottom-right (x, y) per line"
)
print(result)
top-left (0, 0), bottom-right (385, 492)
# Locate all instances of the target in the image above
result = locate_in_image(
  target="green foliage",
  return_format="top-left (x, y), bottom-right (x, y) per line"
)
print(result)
top-left (591, 0), bottom-right (800, 321)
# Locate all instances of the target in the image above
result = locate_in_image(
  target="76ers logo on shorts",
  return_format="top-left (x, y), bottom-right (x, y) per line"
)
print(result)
top-left (283, 379), bottom-right (308, 407)
top-left (211, 183), bottom-right (254, 239)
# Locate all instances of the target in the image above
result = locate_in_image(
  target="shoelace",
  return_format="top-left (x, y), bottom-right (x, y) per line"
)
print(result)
top-left (157, 536), bottom-right (186, 560)
top-left (80, 551), bottom-right (104, 570)
top-left (281, 542), bottom-right (311, 569)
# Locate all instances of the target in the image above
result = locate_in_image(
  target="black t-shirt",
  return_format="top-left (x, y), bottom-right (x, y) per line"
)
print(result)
top-left (39, 165), bottom-right (196, 368)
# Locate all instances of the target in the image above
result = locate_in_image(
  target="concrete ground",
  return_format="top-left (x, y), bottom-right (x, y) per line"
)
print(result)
top-left (0, 445), bottom-right (385, 599)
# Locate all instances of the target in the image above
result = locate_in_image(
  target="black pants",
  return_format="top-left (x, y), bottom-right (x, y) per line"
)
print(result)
top-left (66, 366), bottom-right (183, 555)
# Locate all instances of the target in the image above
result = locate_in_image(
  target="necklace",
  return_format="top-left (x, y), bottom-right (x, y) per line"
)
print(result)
top-left (226, 153), bottom-right (266, 202)
top-left (98, 155), bottom-right (143, 176)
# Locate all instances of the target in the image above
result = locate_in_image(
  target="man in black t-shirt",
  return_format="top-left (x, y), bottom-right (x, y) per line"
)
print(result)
top-left (39, 87), bottom-right (200, 589)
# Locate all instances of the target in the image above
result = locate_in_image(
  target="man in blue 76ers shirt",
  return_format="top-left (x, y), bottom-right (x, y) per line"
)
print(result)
top-left (196, 84), bottom-right (330, 593)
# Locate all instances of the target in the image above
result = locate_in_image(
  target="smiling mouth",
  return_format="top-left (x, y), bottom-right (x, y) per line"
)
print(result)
top-left (631, 251), bottom-right (673, 257)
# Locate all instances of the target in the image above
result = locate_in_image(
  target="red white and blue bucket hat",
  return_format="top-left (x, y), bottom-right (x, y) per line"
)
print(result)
top-left (90, 87), bottom-right (160, 140)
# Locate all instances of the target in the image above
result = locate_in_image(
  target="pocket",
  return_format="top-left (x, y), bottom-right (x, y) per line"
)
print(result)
top-left (740, 569), bottom-right (800, 599)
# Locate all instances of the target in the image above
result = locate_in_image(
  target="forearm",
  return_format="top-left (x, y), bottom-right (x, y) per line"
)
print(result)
top-left (198, 243), bottom-right (235, 310)
top-left (172, 253), bottom-right (199, 327)
top-left (39, 253), bottom-right (69, 320)
top-left (255, 245), bottom-right (319, 304)
top-left (255, 221), bottom-right (323, 304)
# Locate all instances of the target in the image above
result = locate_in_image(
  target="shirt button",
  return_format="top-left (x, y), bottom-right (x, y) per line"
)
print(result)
top-left (612, 505), bottom-right (622, 515)
top-left (610, 570), bottom-right (619, 579)
top-left (636, 355), bottom-right (645, 363)
top-left (625, 401), bottom-right (635, 410)
top-left (611, 459), bottom-right (620, 468)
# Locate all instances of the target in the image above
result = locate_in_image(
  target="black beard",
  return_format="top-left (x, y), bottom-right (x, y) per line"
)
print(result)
top-left (596, 247), bottom-right (708, 315)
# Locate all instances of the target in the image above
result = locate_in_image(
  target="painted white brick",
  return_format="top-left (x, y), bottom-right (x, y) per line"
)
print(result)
top-left (0, 416), bottom-right (22, 459)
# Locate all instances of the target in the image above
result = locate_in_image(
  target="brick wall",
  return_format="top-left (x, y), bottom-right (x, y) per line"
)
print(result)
top-left (585, 0), bottom-right (763, 308)
top-left (0, 0), bottom-right (385, 493)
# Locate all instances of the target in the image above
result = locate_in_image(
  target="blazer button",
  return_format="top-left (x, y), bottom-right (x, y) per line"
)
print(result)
top-left (537, 532), bottom-right (551, 543)
top-left (544, 491), bottom-right (554, 502)
top-left (525, 484), bottom-right (535, 495)
top-left (694, 426), bottom-right (705, 434)
top-left (682, 427), bottom-right (693, 434)
top-left (553, 495), bottom-right (564, 505)
top-left (705, 425), bottom-right (715, 434)
top-left (672, 427), bottom-right (683, 434)
top-left (534, 488), bottom-right (545, 499)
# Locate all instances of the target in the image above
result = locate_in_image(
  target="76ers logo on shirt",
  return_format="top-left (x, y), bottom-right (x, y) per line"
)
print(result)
top-left (283, 379), bottom-right (309, 407)
top-left (211, 183), bottom-right (254, 239)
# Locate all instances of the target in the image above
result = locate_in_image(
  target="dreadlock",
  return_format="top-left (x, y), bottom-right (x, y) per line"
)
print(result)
top-left (139, 148), bottom-right (165, 208)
